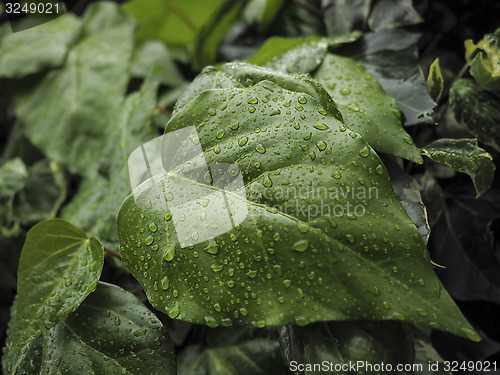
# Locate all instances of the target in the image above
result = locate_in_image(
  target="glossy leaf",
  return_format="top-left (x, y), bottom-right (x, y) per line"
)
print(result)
top-left (62, 76), bottom-right (160, 246)
top-left (3, 219), bottom-right (104, 373)
top-left (421, 138), bottom-right (495, 198)
top-left (3, 282), bottom-right (176, 375)
top-left (118, 70), bottom-right (478, 340)
top-left (0, 14), bottom-right (81, 78)
top-left (14, 2), bottom-right (135, 177)
top-left (280, 321), bottom-right (414, 375)
top-left (465, 27), bottom-right (500, 93)
top-left (178, 327), bottom-right (287, 375)
top-left (314, 53), bottom-right (422, 162)
top-left (338, 29), bottom-right (436, 125)
top-left (193, 0), bottom-right (244, 70)
top-left (131, 40), bottom-right (185, 87)
top-left (0, 158), bottom-right (27, 232)
top-left (368, 0), bottom-right (423, 31)
top-left (427, 58), bottom-right (444, 102)
top-left (450, 78), bottom-right (500, 152)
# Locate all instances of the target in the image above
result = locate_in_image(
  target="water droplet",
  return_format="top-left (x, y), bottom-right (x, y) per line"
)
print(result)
top-left (248, 97), bottom-right (258, 104)
top-left (347, 103), bottom-right (360, 112)
top-left (270, 109), bottom-right (281, 116)
top-left (209, 109), bottom-right (216, 116)
top-left (293, 240), bottom-right (309, 252)
top-left (35, 307), bottom-right (44, 319)
top-left (148, 223), bottom-right (157, 232)
top-left (332, 171), bottom-right (341, 179)
top-left (256, 144), bottom-right (266, 154)
top-left (273, 233), bottom-right (281, 241)
top-left (168, 304), bottom-right (180, 319)
top-left (316, 141), bottom-right (327, 151)
top-left (248, 106), bottom-right (256, 113)
top-left (298, 96), bottom-right (307, 104)
top-left (161, 276), bottom-right (169, 290)
top-left (372, 286), bottom-right (380, 296)
top-left (164, 244), bottom-right (175, 262)
top-left (247, 270), bottom-right (257, 278)
top-left (313, 123), bottom-right (329, 130)
top-left (216, 130), bottom-right (225, 139)
top-left (298, 223), bottom-right (310, 233)
top-left (114, 317), bottom-right (121, 326)
top-left (214, 303), bottom-right (221, 312)
top-left (375, 165), bottom-right (384, 175)
top-left (145, 236), bottom-right (154, 246)
top-left (359, 147), bottom-right (370, 157)
top-left (340, 88), bottom-right (351, 95)
top-left (211, 263), bottom-right (223, 272)
top-left (345, 234), bottom-right (355, 243)
top-left (416, 308), bottom-right (428, 316)
top-left (283, 280), bottom-right (292, 288)
top-left (238, 136), bottom-right (248, 147)
top-left (403, 135), bottom-right (414, 144)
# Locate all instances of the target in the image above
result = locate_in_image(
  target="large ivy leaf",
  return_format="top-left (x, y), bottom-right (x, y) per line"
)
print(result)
top-left (178, 327), bottom-right (287, 375)
top-left (14, 2), bottom-right (135, 177)
top-left (3, 282), bottom-right (176, 375)
top-left (421, 138), bottom-right (495, 198)
top-left (465, 27), bottom-right (500, 93)
top-left (62, 76), bottom-right (160, 246)
top-left (118, 71), bottom-right (478, 340)
top-left (280, 321), bottom-right (414, 375)
top-left (3, 219), bottom-right (104, 374)
top-left (314, 53), bottom-right (422, 162)
top-left (338, 29), bottom-right (436, 125)
top-left (0, 14), bottom-right (81, 79)
top-left (0, 158), bottom-right (27, 233)
top-left (450, 78), bottom-right (500, 152)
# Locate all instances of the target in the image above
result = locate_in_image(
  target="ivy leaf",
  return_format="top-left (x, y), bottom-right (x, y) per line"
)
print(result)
top-left (62, 76), bottom-right (160, 246)
top-left (338, 28), bottom-right (436, 125)
top-left (280, 321), bottom-right (414, 375)
top-left (193, 0), bottom-right (244, 70)
top-left (368, 0), bottom-right (423, 32)
top-left (0, 14), bottom-right (81, 79)
top-left (14, 2), bottom-right (135, 177)
top-left (465, 27), bottom-right (500, 93)
top-left (321, 0), bottom-right (370, 36)
top-left (0, 158), bottom-right (27, 233)
top-left (3, 219), bottom-right (104, 374)
top-left (421, 138), bottom-right (495, 198)
top-left (314, 53), bottom-right (422, 162)
top-left (118, 68), bottom-right (478, 340)
top-left (427, 58), bottom-right (444, 103)
top-left (450, 79), bottom-right (500, 152)
top-left (178, 327), bottom-right (287, 375)
top-left (3, 282), bottom-right (176, 375)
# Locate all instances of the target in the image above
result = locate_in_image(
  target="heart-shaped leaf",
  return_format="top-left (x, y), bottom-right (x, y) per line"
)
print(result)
top-left (118, 69), bottom-right (478, 340)
top-left (3, 282), bottom-right (176, 375)
top-left (3, 219), bottom-right (104, 373)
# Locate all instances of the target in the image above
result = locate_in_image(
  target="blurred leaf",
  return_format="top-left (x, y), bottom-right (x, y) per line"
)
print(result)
top-left (427, 58), bottom-right (444, 102)
top-left (131, 40), bottom-right (185, 86)
top-left (3, 219), bottom-right (104, 374)
top-left (178, 327), bottom-right (286, 375)
top-left (270, 0), bottom-right (325, 37)
top-left (465, 27), bottom-right (500, 93)
top-left (0, 158), bottom-right (27, 233)
top-left (321, 0), bottom-right (370, 35)
top-left (118, 65), bottom-right (478, 340)
top-left (0, 232), bottom-right (24, 289)
top-left (193, 0), bottom-right (244, 70)
top-left (14, 2), bottom-right (135, 177)
top-left (0, 14), bottom-right (81, 79)
top-left (280, 321), bottom-right (414, 375)
top-left (314, 53), bottom-right (422, 162)
top-left (62, 76), bottom-right (160, 246)
top-left (416, 172), bottom-right (445, 228)
top-left (384, 157), bottom-right (430, 243)
top-left (3, 282), bottom-right (176, 374)
top-left (450, 78), bottom-right (500, 152)
top-left (123, 0), bottom-right (224, 46)
top-left (368, 0), bottom-right (423, 31)
top-left (13, 160), bottom-right (66, 225)
top-left (412, 327), bottom-right (450, 374)
top-left (421, 138), bottom-right (495, 197)
top-left (243, 0), bottom-right (286, 33)
top-left (338, 29), bottom-right (436, 125)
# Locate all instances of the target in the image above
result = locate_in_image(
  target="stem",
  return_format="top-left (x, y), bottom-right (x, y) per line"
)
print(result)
top-left (167, 0), bottom-right (198, 32)
top-left (128, 287), bottom-right (144, 295)
top-left (104, 246), bottom-right (122, 261)
top-left (156, 104), bottom-right (172, 117)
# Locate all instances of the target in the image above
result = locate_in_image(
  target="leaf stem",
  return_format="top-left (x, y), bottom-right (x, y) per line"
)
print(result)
top-left (104, 246), bottom-right (122, 261)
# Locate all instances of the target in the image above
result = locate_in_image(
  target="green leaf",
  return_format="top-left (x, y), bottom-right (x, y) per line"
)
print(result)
top-left (421, 138), bottom-right (495, 198)
top-left (339, 29), bottom-right (436, 125)
top-left (243, 0), bottom-right (286, 33)
top-left (193, 0), bottom-right (244, 70)
top-left (14, 2), bottom-right (135, 177)
top-left (465, 27), bottom-right (500, 93)
top-left (0, 158), bottom-right (28, 232)
top-left (321, 0), bottom-right (370, 36)
top-left (13, 160), bottom-right (66, 225)
top-left (178, 327), bottom-right (287, 375)
top-left (450, 78), bottom-right (500, 152)
top-left (123, 0), bottom-right (224, 46)
top-left (412, 327), bottom-right (450, 375)
top-left (0, 14), bottom-right (82, 78)
top-left (131, 40), bottom-right (185, 87)
top-left (314, 53), bottom-right (422, 162)
top-left (62, 76), bottom-right (160, 246)
top-left (280, 321), bottom-right (414, 375)
top-left (3, 282), bottom-right (176, 375)
top-left (368, 0), bottom-right (423, 31)
top-left (118, 70), bottom-right (478, 340)
top-left (3, 219), bottom-right (104, 373)
top-left (427, 58), bottom-right (444, 102)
